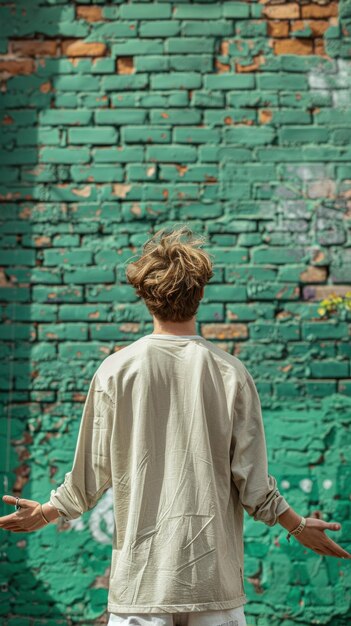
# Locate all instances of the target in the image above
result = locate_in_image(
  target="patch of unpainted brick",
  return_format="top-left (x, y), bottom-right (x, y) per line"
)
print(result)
top-left (117, 56), bottom-right (135, 74)
top-left (262, 0), bottom-right (339, 56)
top-left (61, 40), bottom-right (107, 57)
top-left (76, 6), bottom-right (103, 22)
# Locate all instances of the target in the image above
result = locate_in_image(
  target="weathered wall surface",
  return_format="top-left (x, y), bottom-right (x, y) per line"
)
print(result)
top-left (1, 1), bottom-right (351, 624)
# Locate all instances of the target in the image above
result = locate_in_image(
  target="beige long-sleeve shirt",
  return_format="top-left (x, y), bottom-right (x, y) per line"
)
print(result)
top-left (49, 334), bottom-right (290, 614)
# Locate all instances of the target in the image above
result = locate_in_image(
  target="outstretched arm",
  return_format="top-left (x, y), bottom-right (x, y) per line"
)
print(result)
top-left (0, 371), bottom-right (114, 532)
top-left (230, 369), bottom-right (290, 527)
top-left (231, 368), bottom-right (351, 559)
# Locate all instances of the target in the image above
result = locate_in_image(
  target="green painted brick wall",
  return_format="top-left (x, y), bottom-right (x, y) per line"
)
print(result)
top-left (1, 1), bottom-right (351, 624)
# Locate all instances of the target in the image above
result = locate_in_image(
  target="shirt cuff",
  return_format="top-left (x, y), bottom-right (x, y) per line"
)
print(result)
top-left (49, 475), bottom-right (83, 521)
top-left (252, 479), bottom-right (291, 527)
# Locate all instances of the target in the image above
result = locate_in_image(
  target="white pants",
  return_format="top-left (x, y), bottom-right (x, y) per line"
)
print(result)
top-left (107, 605), bottom-right (247, 626)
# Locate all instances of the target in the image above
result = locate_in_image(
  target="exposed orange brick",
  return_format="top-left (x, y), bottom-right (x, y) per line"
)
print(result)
top-left (300, 266), bottom-right (327, 283)
top-left (215, 59), bottom-right (231, 72)
top-left (113, 184), bottom-right (132, 198)
top-left (263, 3), bottom-right (300, 19)
top-left (259, 109), bottom-right (272, 124)
top-left (117, 56), bottom-right (134, 74)
top-left (76, 6), bottom-right (103, 21)
top-left (301, 1), bottom-right (338, 18)
top-left (267, 21), bottom-right (290, 38)
top-left (61, 40), bottom-right (106, 57)
top-left (10, 40), bottom-right (58, 56)
top-left (303, 285), bottom-right (350, 301)
top-left (202, 323), bottom-right (248, 340)
top-left (314, 38), bottom-right (327, 57)
top-left (308, 20), bottom-right (331, 36)
top-left (2, 114), bottom-right (14, 125)
top-left (236, 54), bottom-right (265, 73)
top-left (291, 19), bottom-right (331, 36)
top-left (220, 41), bottom-right (229, 55)
top-left (0, 59), bottom-right (34, 75)
top-left (40, 81), bottom-right (52, 93)
top-left (273, 38), bottom-right (314, 55)
top-left (175, 165), bottom-right (188, 176)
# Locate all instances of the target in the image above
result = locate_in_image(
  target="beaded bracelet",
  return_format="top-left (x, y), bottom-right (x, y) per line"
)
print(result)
top-left (286, 516), bottom-right (306, 543)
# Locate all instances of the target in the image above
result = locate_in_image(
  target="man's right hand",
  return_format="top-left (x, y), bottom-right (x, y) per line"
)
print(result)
top-left (294, 517), bottom-right (351, 559)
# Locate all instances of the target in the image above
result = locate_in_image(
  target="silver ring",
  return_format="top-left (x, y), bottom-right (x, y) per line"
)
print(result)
top-left (15, 497), bottom-right (21, 511)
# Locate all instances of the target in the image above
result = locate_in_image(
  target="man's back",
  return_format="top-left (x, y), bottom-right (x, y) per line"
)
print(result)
top-left (97, 334), bottom-right (281, 613)
top-left (50, 333), bottom-right (290, 614)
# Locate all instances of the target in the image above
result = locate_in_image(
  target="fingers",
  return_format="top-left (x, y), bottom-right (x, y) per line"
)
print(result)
top-left (0, 522), bottom-right (25, 532)
top-left (322, 535), bottom-right (351, 559)
top-left (2, 495), bottom-right (18, 506)
top-left (0, 513), bottom-right (21, 525)
top-left (323, 521), bottom-right (341, 531)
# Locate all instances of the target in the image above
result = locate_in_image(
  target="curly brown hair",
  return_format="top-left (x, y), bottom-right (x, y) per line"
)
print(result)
top-left (125, 225), bottom-right (214, 322)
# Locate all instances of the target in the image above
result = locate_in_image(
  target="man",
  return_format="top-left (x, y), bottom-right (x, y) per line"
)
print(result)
top-left (1, 226), bottom-right (350, 626)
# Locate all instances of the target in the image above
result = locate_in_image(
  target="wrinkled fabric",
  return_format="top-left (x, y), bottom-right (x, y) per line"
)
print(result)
top-left (108, 604), bottom-right (247, 626)
top-left (49, 334), bottom-right (290, 614)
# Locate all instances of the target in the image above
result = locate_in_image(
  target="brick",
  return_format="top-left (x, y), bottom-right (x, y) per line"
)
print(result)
top-left (68, 127), bottom-right (118, 145)
top-left (39, 109), bottom-right (93, 125)
top-left (120, 3), bottom-right (171, 19)
top-left (70, 165), bottom-right (124, 182)
top-left (183, 20), bottom-right (233, 36)
top-left (94, 147), bottom-right (144, 162)
top-left (291, 20), bottom-right (331, 37)
top-left (204, 74), bottom-right (255, 90)
top-left (76, 6), bottom-right (103, 22)
top-left (146, 146), bottom-right (197, 162)
top-left (303, 321), bottom-right (349, 340)
top-left (301, 1), bottom-right (338, 18)
top-left (263, 3), bottom-right (300, 19)
top-left (159, 164), bottom-right (219, 182)
top-left (150, 109), bottom-right (201, 125)
top-left (273, 39), bottom-right (314, 55)
top-left (235, 20), bottom-right (267, 37)
top-left (10, 40), bottom-right (58, 56)
top-left (224, 126), bottom-right (275, 145)
top-left (95, 109), bottom-right (147, 125)
top-left (267, 21), bottom-right (290, 38)
top-left (140, 20), bottom-right (181, 38)
top-left (174, 4), bottom-right (222, 19)
top-left (173, 127), bottom-right (221, 144)
top-left (151, 72), bottom-right (202, 89)
top-left (102, 74), bottom-right (149, 90)
top-left (201, 323), bottom-right (248, 339)
top-left (40, 147), bottom-right (90, 164)
top-left (279, 127), bottom-right (329, 144)
top-left (117, 57), bottom-right (134, 74)
top-left (62, 41), bottom-right (106, 57)
top-left (0, 60), bottom-right (34, 75)
top-left (309, 361), bottom-right (348, 378)
top-left (112, 40), bottom-right (163, 56)
top-left (0, 149), bottom-right (37, 164)
top-left (257, 73), bottom-right (308, 90)
top-left (303, 285), bottom-right (351, 301)
top-left (222, 2), bottom-right (250, 18)
top-left (122, 126), bottom-right (171, 144)
top-left (53, 75), bottom-right (100, 91)
top-left (135, 56), bottom-right (170, 72)
top-left (166, 38), bottom-right (215, 53)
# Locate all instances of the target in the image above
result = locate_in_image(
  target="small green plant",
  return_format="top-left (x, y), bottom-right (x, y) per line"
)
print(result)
top-left (317, 291), bottom-right (351, 319)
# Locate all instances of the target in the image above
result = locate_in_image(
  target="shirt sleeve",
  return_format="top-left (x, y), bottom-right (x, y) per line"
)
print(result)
top-left (230, 369), bottom-right (290, 527)
top-left (49, 372), bottom-right (114, 521)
